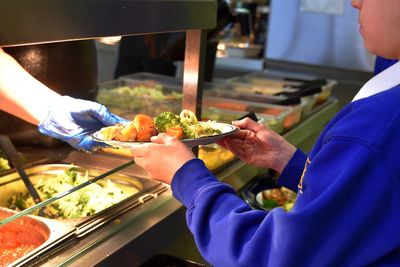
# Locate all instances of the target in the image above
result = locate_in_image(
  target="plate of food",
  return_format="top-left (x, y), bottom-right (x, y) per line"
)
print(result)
top-left (255, 188), bottom-right (296, 211)
top-left (92, 110), bottom-right (238, 148)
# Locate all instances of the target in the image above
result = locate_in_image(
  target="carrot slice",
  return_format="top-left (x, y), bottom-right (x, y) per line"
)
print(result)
top-left (165, 127), bottom-right (184, 139)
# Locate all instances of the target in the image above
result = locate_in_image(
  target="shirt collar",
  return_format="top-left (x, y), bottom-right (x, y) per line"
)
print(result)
top-left (352, 61), bottom-right (400, 102)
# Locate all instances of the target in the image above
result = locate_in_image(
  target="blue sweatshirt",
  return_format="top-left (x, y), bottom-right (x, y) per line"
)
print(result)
top-left (375, 56), bottom-right (398, 74)
top-left (171, 85), bottom-right (400, 266)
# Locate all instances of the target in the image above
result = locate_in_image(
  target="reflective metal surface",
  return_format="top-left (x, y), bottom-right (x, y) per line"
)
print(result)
top-left (0, 0), bottom-right (216, 47)
top-left (183, 30), bottom-right (207, 118)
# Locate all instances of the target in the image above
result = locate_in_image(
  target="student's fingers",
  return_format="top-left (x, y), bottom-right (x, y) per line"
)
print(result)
top-left (232, 118), bottom-right (266, 133)
top-left (151, 133), bottom-right (176, 144)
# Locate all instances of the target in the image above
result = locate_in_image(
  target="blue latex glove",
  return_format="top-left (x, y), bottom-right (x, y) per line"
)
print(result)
top-left (38, 96), bottom-right (127, 151)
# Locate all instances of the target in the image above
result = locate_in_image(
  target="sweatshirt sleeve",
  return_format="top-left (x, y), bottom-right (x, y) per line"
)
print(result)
top-left (171, 139), bottom-right (400, 267)
top-left (277, 148), bottom-right (307, 192)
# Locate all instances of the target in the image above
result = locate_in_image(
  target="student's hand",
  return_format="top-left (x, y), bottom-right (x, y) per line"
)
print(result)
top-left (131, 133), bottom-right (195, 184)
top-left (38, 96), bottom-right (127, 151)
top-left (218, 118), bottom-right (296, 173)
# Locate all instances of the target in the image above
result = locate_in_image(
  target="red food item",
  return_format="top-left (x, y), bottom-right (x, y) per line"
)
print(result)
top-left (0, 222), bottom-right (46, 267)
top-left (166, 127), bottom-right (184, 139)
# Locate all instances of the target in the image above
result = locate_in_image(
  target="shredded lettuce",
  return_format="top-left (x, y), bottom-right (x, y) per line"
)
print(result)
top-left (7, 168), bottom-right (132, 219)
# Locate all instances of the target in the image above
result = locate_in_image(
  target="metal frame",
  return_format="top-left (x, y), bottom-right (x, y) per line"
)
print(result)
top-left (0, 0), bottom-right (215, 123)
top-left (0, 0), bottom-right (216, 47)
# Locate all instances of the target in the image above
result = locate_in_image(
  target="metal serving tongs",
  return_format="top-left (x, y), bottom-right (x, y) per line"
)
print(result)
top-left (0, 157), bottom-right (135, 226)
top-left (0, 135), bottom-right (51, 217)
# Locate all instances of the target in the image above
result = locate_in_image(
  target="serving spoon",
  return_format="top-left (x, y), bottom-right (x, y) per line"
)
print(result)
top-left (0, 135), bottom-right (51, 217)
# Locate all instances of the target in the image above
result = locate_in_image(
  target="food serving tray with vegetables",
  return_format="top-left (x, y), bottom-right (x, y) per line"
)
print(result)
top-left (92, 110), bottom-right (238, 148)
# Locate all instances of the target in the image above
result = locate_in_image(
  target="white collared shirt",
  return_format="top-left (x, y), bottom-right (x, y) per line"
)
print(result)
top-left (352, 61), bottom-right (400, 102)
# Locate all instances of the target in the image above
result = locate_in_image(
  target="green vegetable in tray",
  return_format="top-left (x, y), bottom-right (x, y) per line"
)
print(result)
top-left (0, 157), bottom-right (10, 172)
top-left (0, 150), bottom-right (10, 172)
top-left (7, 168), bottom-right (132, 219)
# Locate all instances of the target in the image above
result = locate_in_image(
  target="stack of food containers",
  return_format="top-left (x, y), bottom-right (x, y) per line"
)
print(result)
top-left (202, 96), bottom-right (295, 132)
top-left (232, 71), bottom-right (337, 116)
top-left (95, 72), bottom-right (336, 171)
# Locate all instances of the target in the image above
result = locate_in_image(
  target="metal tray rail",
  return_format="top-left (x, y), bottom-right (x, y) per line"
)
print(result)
top-left (0, 162), bottom-right (167, 266)
top-left (74, 183), bottom-right (168, 237)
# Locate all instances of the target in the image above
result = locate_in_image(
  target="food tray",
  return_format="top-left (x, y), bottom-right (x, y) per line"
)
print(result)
top-left (0, 207), bottom-right (73, 267)
top-left (231, 71), bottom-right (304, 87)
top-left (96, 78), bottom-right (182, 118)
top-left (0, 150), bottom-right (29, 175)
top-left (202, 107), bottom-right (285, 134)
top-left (119, 72), bottom-right (227, 91)
top-left (224, 43), bottom-right (263, 58)
top-left (316, 80), bottom-right (337, 104)
top-left (0, 164), bottom-right (157, 221)
top-left (119, 72), bottom-right (182, 88)
top-left (203, 87), bottom-right (290, 105)
top-left (204, 85), bottom-right (307, 123)
top-left (227, 81), bottom-right (298, 96)
top-left (235, 71), bottom-right (337, 105)
top-left (301, 95), bottom-right (317, 117)
top-left (202, 97), bottom-right (299, 131)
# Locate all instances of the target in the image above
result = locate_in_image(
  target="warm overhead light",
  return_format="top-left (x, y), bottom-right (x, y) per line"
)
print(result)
top-left (97, 36), bottom-right (122, 45)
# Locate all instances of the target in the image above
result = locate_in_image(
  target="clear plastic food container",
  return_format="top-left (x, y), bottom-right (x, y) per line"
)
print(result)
top-left (235, 71), bottom-right (337, 105)
top-left (229, 72), bottom-right (303, 93)
top-left (300, 95), bottom-right (316, 117)
top-left (316, 80), bottom-right (337, 104)
top-left (202, 97), bottom-right (299, 131)
top-left (203, 86), bottom-right (290, 105)
top-left (96, 79), bottom-right (182, 118)
top-left (227, 81), bottom-right (298, 95)
top-left (202, 107), bottom-right (285, 134)
top-left (234, 71), bottom-right (311, 87)
top-left (119, 72), bottom-right (227, 91)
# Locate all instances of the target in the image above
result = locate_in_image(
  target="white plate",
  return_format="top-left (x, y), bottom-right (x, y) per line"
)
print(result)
top-left (92, 122), bottom-right (238, 148)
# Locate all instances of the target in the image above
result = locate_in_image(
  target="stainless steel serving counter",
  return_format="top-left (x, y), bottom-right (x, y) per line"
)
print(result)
top-left (11, 98), bottom-right (338, 267)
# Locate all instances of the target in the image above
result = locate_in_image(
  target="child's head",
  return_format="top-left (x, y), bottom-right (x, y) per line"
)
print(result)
top-left (352, 0), bottom-right (400, 59)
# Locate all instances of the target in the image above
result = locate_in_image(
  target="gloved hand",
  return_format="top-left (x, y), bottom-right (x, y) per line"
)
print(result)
top-left (38, 96), bottom-right (127, 151)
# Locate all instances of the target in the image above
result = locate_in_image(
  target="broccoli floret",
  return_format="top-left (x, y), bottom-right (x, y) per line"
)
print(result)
top-left (182, 124), bottom-right (196, 139)
top-left (154, 112), bottom-right (183, 132)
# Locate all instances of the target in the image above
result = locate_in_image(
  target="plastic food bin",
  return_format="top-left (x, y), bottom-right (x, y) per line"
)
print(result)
top-left (316, 80), bottom-right (337, 104)
top-left (227, 81), bottom-right (298, 96)
top-left (202, 97), bottom-right (299, 131)
top-left (202, 107), bottom-right (285, 134)
top-left (96, 79), bottom-right (182, 118)
top-left (236, 71), bottom-right (337, 105)
top-left (120, 72), bottom-right (227, 91)
top-left (230, 72), bottom-right (302, 88)
top-left (204, 84), bottom-right (306, 123)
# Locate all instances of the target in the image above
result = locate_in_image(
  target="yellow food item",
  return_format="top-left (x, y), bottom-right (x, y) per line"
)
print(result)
top-left (198, 145), bottom-right (235, 171)
top-left (100, 114), bottom-right (157, 142)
